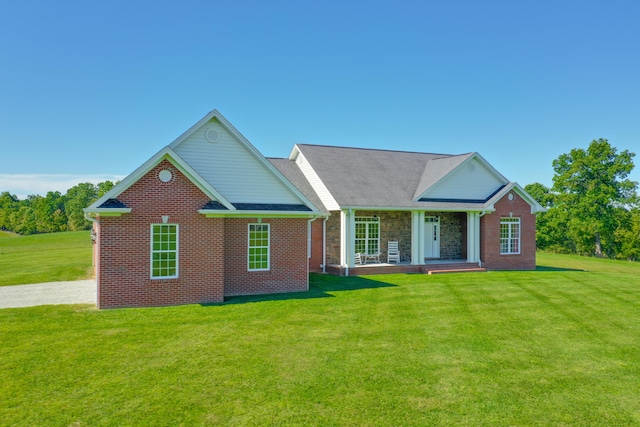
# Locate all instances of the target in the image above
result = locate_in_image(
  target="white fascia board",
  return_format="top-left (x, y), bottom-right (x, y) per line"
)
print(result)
top-left (292, 147), bottom-right (340, 211)
top-left (198, 209), bottom-right (326, 218)
top-left (170, 111), bottom-right (320, 212)
top-left (340, 206), bottom-right (492, 213)
top-left (483, 182), bottom-right (546, 214)
top-left (83, 208), bottom-right (132, 216)
top-left (288, 144), bottom-right (301, 160)
top-left (87, 146), bottom-right (235, 211)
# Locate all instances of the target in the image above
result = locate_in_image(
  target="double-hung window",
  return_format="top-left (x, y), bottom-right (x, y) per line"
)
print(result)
top-left (500, 217), bottom-right (520, 254)
top-left (248, 223), bottom-right (270, 271)
top-left (355, 217), bottom-right (380, 255)
top-left (151, 224), bottom-right (179, 278)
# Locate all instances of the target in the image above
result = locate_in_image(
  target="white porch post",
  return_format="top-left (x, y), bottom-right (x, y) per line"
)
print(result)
top-left (340, 209), bottom-right (355, 269)
top-left (411, 211), bottom-right (425, 265)
top-left (467, 211), bottom-right (481, 263)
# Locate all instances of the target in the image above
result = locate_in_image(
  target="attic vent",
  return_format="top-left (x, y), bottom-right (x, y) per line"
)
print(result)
top-left (158, 169), bottom-right (173, 183)
top-left (205, 128), bottom-right (220, 143)
top-left (468, 162), bottom-right (476, 172)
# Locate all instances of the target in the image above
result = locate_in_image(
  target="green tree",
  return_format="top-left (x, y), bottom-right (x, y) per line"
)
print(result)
top-left (64, 183), bottom-right (98, 231)
top-left (97, 180), bottom-right (115, 198)
top-left (552, 139), bottom-right (637, 257)
top-left (524, 182), bottom-right (575, 253)
top-left (32, 191), bottom-right (67, 233)
top-left (0, 192), bottom-right (20, 231)
top-left (615, 208), bottom-right (640, 261)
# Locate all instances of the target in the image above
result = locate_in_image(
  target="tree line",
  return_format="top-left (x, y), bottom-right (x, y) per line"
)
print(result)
top-left (525, 139), bottom-right (639, 261)
top-left (2, 139), bottom-right (639, 260)
top-left (0, 181), bottom-right (115, 235)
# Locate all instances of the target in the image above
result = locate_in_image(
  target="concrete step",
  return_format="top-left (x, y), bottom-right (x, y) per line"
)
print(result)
top-left (427, 268), bottom-right (486, 275)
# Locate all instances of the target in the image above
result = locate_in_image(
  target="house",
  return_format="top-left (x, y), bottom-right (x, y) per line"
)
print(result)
top-left (272, 144), bottom-right (545, 276)
top-left (85, 110), bottom-right (544, 309)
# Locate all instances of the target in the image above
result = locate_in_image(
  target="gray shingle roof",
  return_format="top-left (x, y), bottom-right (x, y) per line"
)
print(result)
top-left (268, 158), bottom-right (327, 212)
top-left (293, 144), bottom-right (475, 209)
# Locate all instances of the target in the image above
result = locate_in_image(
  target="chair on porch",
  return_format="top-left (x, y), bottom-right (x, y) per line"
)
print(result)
top-left (387, 241), bottom-right (400, 263)
top-left (354, 252), bottom-right (363, 265)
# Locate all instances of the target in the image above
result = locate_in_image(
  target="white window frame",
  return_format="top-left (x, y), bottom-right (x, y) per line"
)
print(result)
top-left (355, 216), bottom-right (380, 255)
top-left (150, 224), bottom-right (179, 279)
top-left (500, 217), bottom-right (521, 255)
top-left (248, 223), bottom-right (270, 271)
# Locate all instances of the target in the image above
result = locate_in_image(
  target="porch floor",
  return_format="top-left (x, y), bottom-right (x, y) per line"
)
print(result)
top-left (325, 259), bottom-right (485, 276)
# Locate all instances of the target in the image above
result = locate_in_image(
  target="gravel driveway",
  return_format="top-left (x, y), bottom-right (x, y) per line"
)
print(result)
top-left (0, 280), bottom-right (96, 309)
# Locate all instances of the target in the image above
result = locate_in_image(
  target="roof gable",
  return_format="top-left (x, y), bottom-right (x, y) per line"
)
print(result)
top-left (416, 153), bottom-right (508, 202)
top-left (86, 147), bottom-right (234, 212)
top-left (413, 153), bottom-right (473, 200)
top-left (170, 110), bottom-right (317, 209)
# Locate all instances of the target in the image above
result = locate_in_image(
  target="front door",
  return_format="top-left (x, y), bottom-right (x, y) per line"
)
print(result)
top-left (425, 216), bottom-right (440, 258)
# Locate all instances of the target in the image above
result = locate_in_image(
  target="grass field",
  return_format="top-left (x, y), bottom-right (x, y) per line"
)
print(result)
top-left (0, 230), bottom-right (92, 286)
top-left (1, 252), bottom-right (639, 425)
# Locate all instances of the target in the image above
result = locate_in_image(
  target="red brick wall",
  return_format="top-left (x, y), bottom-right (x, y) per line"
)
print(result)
top-left (223, 217), bottom-right (309, 296)
top-left (97, 160), bottom-right (225, 308)
top-left (309, 218), bottom-right (324, 273)
top-left (480, 191), bottom-right (536, 270)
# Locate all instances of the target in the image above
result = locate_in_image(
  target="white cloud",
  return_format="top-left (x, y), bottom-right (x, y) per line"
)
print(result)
top-left (0, 174), bottom-right (126, 200)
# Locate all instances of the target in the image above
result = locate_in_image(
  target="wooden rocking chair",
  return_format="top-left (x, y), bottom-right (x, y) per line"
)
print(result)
top-left (387, 241), bottom-right (400, 263)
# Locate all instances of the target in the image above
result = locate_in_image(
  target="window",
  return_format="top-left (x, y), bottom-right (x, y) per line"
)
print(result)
top-left (151, 224), bottom-right (178, 278)
top-left (355, 217), bottom-right (380, 255)
top-left (500, 217), bottom-right (520, 254)
top-left (248, 223), bottom-right (270, 271)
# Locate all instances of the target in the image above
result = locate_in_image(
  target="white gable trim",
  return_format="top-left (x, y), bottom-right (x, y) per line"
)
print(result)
top-left (289, 145), bottom-right (340, 211)
top-left (85, 147), bottom-right (235, 212)
top-left (415, 152), bottom-right (509, 202)
top-left (169, 110), bottom-right (321, 212)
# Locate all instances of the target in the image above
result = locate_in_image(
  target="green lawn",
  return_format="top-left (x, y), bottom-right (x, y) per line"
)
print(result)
top-left (0, 230), bottom-right (92, 286)
top-left (1, 253), bottom-right (639, 425)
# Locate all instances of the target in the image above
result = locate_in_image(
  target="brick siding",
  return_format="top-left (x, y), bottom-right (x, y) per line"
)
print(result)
top-left (96, 160), bottom-right (310, 308)
top-left (97, 160), bottom-right (225, 309)
top-left (308, 218), bottom-right (324, 272)
top-left (480, 191), bottom-right (536, 270)
top-left (223, 218), bottom-right (309, 296)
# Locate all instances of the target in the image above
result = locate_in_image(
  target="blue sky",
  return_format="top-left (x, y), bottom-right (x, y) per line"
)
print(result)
top-left (1, 0), bottom-right (639, 199)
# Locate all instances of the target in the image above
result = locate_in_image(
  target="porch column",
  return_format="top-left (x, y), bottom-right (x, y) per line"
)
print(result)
top-left (411, 211), bottom-right (425, 265)
top-left (467, 211), bottom-right (480, 263)
top-left (340, 209), bottom-right (356, 268)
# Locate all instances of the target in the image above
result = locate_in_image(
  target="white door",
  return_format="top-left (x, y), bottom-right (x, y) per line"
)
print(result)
top-left (425, 216), bottom-right (440, 258)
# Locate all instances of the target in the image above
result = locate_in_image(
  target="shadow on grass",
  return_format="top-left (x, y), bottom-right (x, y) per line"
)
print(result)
top-left (203, 274), bottom-right (397, 306)
top-left (535, 265), bottom-right (585, 272)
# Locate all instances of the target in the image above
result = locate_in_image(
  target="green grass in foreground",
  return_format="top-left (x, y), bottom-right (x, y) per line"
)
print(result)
top-left (0, 230), bottom-right (92, 286)
top-left (1, 253), bottom-right (640, 425)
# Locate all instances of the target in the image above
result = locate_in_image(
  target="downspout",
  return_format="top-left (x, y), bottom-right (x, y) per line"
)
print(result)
top-left (307, 216), bottom-right (319, 283)
top-left (322, 217), bottom-right (327, 273)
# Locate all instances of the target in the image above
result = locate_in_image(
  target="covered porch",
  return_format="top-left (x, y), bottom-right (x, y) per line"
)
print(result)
top-left (324, 209), bottom-right (484, 276)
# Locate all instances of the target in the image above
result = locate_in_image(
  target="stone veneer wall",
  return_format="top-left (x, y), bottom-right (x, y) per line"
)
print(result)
top-left (371, 211), bottom-right (412, 262)
top-left (325, 212), bottom-right (341, 265)
top-left (430, 211), bottom-right (466, 260)
top-left (324, 210), bottom-right (468, 265)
